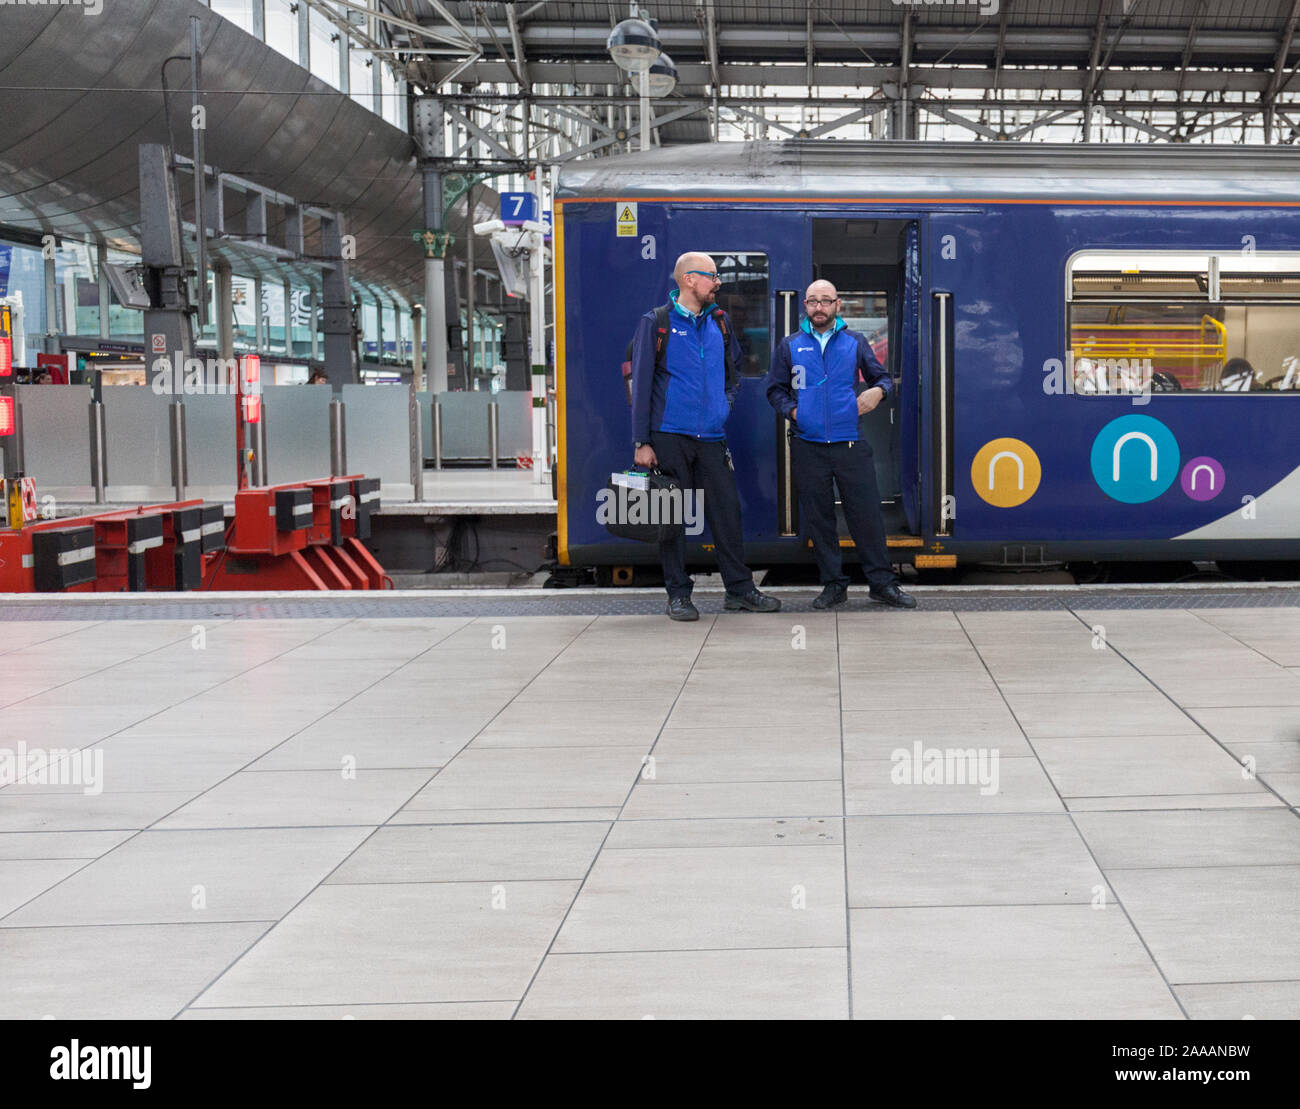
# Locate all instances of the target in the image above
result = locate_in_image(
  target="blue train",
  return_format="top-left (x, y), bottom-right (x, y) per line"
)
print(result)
top-left (553, 141), bottom-right (1300, 579)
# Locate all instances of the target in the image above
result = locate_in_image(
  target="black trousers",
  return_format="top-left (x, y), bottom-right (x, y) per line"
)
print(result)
top-left (650, 431), bottom-right (755, 599)
top-left (791, 436), bottom-right (898, 591)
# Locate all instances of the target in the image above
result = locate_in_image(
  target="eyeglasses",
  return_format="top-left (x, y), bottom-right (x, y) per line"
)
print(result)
top-left (685, 270), bottom-right (722, 282)
top-left (804, 297), bottom-right (839, 307)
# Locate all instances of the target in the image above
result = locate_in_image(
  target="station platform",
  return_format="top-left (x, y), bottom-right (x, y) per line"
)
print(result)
top-left (56, 468), bottom-right (558, 520)
top-left (0, 584), bottom-right (1296, 1020)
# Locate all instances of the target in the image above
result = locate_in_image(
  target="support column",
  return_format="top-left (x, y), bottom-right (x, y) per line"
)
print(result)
top-left (309, 288), bottom-right (320, 363)
top-left (214, 257), bottom-right (234, 366)
top-left (886, 93), bottom-right (917, 140)
top-left (283, 281), bottom-right (293, 357)
top-left (214, 257), bottom-right (239, 482)
top-left (43, 252), bottom-right (58, 354)
top-left (297, 0), bottom-right (310, 68)
top-left (640, 69), bottom-right (651, 152)
top-left (254, 277), bottom-right (265, 351)
top-left (320, 212), bottom-right (355, 387)
top-left (465, 184), bottom-right (476, 383)
top-left (138, 143), bottom-right (194, 362)
top-left (413, 98), bottom-right (451, 395)
top-left (411, 304), bottom-right (424, 388)
top-left (421, 165), bottom-right (450, 394)
top-left (97, 242), bottom-right (110, 340)
top-left (528, 228), bottom-right (547, 484)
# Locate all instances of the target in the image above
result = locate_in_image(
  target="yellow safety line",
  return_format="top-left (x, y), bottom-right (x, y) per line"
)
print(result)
top-left (554, 206), bottom-right (569, 566)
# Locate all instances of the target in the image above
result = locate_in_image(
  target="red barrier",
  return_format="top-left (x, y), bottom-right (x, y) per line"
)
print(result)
top-left (0, 476), bottom-right (389, 593)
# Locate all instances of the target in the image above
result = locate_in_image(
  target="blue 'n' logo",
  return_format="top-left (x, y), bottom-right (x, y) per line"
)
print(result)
top-left (1089, 414), bottom-right (1180, 503)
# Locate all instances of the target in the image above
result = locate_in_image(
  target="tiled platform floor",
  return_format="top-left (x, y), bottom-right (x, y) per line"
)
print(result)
top-left (1, 600), bottom-right (1297, 1019)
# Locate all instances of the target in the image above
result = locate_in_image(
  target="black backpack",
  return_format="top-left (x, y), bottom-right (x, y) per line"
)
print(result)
top-left (620, 304), bottom-right (735, 405)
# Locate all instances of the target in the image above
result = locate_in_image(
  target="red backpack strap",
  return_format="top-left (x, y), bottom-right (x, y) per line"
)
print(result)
top-left (653, 303), bottom-right (671, 361)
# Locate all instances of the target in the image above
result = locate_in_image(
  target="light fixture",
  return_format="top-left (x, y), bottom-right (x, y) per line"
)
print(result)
top-left (642, 51), bottom-right (677, 97)
top-left (607, 16), bottom-right (661, 72)
top-left (609, 7), bottom-right (665, 153)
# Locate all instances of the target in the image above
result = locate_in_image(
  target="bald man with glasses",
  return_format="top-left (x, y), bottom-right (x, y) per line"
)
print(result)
top-left (629, 252), bottom-right (780, 621)
top-left (765, 279), bottom-right (916, 611)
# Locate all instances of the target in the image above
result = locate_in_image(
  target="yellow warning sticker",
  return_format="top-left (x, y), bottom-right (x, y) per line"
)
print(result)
top-left (616, 202), bottom-right (638, 237)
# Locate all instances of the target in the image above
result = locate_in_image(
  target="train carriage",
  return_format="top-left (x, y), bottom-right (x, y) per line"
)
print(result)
top-left (553, 141), bottom-right (1300, 579)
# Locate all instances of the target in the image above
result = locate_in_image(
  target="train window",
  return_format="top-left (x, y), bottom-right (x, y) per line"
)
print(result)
top-left (1067, 251), bottom-right (1300, 393)
top-left (1219, 253), bottom-right (1300, 299)
top-left (709, 253), bottom-right (769, 377)
top-left (840, 293), bottom-right (892, 374)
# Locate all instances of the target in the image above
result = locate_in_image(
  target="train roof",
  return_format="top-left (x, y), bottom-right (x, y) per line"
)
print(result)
top-left (555, 140), bottom-right (1300, 204)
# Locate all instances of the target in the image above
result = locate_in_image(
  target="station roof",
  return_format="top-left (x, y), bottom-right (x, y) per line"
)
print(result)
top-left (0, 0), bottom-right (470, 305)
top-left (420, 1), bottom-right (1300, 146)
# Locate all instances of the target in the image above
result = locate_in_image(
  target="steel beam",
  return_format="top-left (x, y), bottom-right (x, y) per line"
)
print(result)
top-left (506, 2), bottom-right (529, 92)
top-left (431, 60), bottom-right (1298, 95)
top-left (1264, 0), bottom-right (1300, 141)
top-left (445, 103), bottom-right (519, 162)
top-left (920, 102), bottom-right (1000, 141)
top-left (1104, 108), bottom-right (1179, 142)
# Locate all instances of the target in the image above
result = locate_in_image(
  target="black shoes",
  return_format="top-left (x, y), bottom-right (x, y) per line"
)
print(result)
top-left (812, 583), bottom-right (849, 610)
top-left (869, 582), bottom-right (918, 609)
top-left (723, 588), bottom-right (781, 613)
top-left (667, 596), bottom-right (700, 621)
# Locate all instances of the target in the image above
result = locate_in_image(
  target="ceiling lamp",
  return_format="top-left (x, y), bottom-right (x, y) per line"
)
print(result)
top-left (642, 51), bottom-right (677, 97)
top-left (607, 17), bottom-right (661, 73)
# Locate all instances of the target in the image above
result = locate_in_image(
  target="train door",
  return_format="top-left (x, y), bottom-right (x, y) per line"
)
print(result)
top-left (776, 217), bottom-right (922, 543)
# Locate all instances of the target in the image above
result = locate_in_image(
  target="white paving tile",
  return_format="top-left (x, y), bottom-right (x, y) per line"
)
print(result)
top-left (180, 1001), bottom-right (514, 1020)
top-left (2, 827), bottom-right (371, 926)
top-left (0, 922), bottom-right (271, 1019)
top-left (154, 770), bottom-right (431, 829)
top-left (552, 845), bottom-right (845, 953)
top-left (0, 830), bottom-right (134, 860)
top-left (518, 948), bottom-right (849, 1019)
top-left (326, 821), bottom-right (608, 884)
top-left (1106, 865), bottom-right (1300, 983)
top-left (844, 814), bottom-right (1106, 907)
top-left (849, 905), bottom-right (1181, 1019)
top-left (1173, 981), bottom-right (1300, 1020)
top-left (0, 859), bottom-right (88, 917)
top-left (192, 881), bottom-right (579, 1007)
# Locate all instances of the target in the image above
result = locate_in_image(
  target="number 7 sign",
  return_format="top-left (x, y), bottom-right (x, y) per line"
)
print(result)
top-left (500, 192), bottom-right (537, 225)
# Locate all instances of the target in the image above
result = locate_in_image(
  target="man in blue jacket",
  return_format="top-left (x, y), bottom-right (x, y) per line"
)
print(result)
top-left (765, 279), bottom-right (917, 611)
top-left (630, 252), bottom-right (780, 621)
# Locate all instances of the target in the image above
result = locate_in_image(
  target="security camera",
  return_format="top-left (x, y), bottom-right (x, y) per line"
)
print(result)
top-left (473, 218), bottom-right (506, 235)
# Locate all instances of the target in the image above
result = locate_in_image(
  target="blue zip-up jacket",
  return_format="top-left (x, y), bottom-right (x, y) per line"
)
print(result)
top-left (765, 317), bottom-right (891, 443)
top-left (630, 290), bottom-right (743, 446)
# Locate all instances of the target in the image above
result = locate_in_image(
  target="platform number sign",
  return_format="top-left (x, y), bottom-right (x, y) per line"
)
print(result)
top-left (501, 192), bottom-right (537, 226)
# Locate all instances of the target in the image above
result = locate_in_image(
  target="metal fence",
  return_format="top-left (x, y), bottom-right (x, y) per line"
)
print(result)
top-left (10, 384), bottom-right (534, 505)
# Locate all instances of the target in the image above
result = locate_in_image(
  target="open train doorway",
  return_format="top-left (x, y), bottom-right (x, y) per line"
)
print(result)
top-left (776, 218), bottom-right (919, 547)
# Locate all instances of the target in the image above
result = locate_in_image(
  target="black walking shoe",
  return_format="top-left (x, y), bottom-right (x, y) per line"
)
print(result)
top-left (723, 588), bottom-right (781, 613)
top-left (869, 582), bottom-right (918, 609)
top-left (812, 583), bottom-right (849, 610)
top-left (667, 596), bottom-right (700, 622)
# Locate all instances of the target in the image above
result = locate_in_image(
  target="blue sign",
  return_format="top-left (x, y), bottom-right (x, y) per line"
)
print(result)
top-left (501, 192), bottom-right (538, 225)
top-left (0, 245), bottom-right (10, 298)
top-left (1090, 414), bottom-right (1180, 504)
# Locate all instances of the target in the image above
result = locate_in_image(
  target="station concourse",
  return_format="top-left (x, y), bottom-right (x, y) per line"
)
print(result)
top-left (1, 585), bottom-right (1296, 1020)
